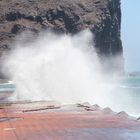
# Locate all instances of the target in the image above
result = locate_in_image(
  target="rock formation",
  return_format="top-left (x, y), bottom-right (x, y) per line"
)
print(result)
top-left (0, 0), bottom-right (123, 74)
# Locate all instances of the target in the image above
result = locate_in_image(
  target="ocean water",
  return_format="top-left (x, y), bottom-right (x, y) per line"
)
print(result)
top-left (120, 76), bottom-right (140, 116)
top-left (0, 76), bottom-right (140, 116)
top-left (0, 83), bottom-right (15, 100)
top-left (109, 75), bottom-right (140, 116)
top-left (0, 83), bottom-right (15, 92)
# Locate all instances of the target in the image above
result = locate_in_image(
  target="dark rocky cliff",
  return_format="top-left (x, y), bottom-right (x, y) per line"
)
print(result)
top-left (0, 0), bottom-right (123, 73)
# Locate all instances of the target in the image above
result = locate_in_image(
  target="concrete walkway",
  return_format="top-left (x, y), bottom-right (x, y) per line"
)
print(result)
top-left (0, 101), bottom-right (140, 140)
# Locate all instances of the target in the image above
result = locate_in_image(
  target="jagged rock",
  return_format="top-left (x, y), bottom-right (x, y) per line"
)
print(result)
top-left (102, 107), bottom-right (113, 113)
top-left (77, 102), bottom-right (91, 108)
top-left (0, 0), bottom-right (124, 75)
top-left (116, 111), bottom-right (129, 118)
top-left (35, 15), bottom-right (44, 23)
top-left (77, 102), bottom-right (97, 111)
top-left (11, 24), bottom-right (39, 35)
top-left (23, 15), bottom-right (35, 21)
top-left (11, 24), bottom-right (24, 34)
top-left (6, 12), bottom-right (22, 21)
top-left (137, 117), bottom-right (140, 121)
top-left (92, 104), bottom-right (100, 110)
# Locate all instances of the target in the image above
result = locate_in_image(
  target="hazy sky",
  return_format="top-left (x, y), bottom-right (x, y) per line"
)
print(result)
top-left (121, 0), bottom-right (140, 72)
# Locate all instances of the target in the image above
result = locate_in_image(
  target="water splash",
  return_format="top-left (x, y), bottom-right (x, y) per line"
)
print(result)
top-left (2, 29), bottom-right (138, 117)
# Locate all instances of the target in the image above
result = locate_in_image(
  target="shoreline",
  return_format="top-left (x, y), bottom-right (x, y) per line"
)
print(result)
top-left (0, 101), bottom-right (140, 140)
top-left (0, 99), bottom-right (139, 118)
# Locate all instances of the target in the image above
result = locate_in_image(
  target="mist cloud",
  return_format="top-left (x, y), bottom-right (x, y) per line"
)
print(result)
top-left (2, 29), bottom-right (137, 116)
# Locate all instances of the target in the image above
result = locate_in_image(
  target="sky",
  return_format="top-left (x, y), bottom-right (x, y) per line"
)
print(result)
top-left (121, 0), bottom-right (140, 72)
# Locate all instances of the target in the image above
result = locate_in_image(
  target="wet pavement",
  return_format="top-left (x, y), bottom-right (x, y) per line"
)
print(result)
top-left (0, 101), bottom-right (140, 140)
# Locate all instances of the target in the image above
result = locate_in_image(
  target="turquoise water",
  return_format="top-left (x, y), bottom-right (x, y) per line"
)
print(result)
top-left (121, 76), bottom-right (140, 88)
top-left (0, 76), bottom-right (140, 116)
top-left (0, 83), bottom-right (15, 100)
top-left (121, 76), bottom-right (140, 104)
top-left (0, 83), bottom-right (16, 92)
top-left (111, 76), bottom-right (140, 116)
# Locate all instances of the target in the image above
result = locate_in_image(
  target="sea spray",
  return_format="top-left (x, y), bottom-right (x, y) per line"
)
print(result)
top-left (2, 29), bottom-right (137, 116)
top-left (1, 30), bottom-right (107, 103)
